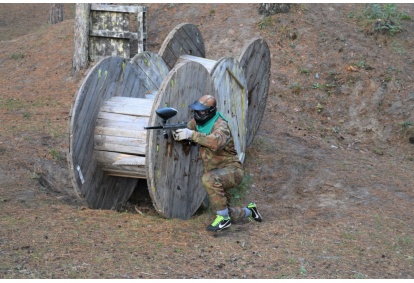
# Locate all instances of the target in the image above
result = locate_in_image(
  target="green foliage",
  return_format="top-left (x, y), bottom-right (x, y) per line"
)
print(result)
top-left (49, 148), bottom-right (64, 160)
top-left (0, 98), bottom-right (23, 111)
top-left (229, 174), bottom-right (253, 207)
top-left (289, 82), bottom-right (302, 94)
top-left (299, 67), bottom-right (310, 75)
top-left (311, 83), bottom-right (323, 89)
top-left (391, 40), bottom-right (406, 55)
top-left (316, 103), bottom-right (324, 113)
top-left (399, 120), bottom-right (412, 131)
top-left (357, 3), bottom-right (411, 36)
top-left (258, 16), bottom-right (272, 29)
top-left (10, 52), bottom-right (24, 60)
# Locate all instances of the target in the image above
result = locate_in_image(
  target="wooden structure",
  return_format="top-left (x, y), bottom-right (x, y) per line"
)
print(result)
top-left (239, 38), bottom-right (271, 147)
top-left (68, 23), bottom-right (271, 219)
top-left (89, 4), bottom-right (147, 61)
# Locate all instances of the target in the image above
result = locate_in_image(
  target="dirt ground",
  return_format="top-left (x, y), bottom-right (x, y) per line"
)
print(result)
top-left (1, 3), bottom-right (414, 279)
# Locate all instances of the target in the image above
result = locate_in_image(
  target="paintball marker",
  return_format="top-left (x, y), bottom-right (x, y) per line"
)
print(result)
top-left (144, 107), bottom-right (187, 139)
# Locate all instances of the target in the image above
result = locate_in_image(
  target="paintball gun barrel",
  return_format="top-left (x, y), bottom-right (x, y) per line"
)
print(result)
top-left (144, 107), bottom-right (187, 139)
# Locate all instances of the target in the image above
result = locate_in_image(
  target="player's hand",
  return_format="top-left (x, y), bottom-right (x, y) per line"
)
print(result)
top-left (173, 128), bottom-right (193, 141)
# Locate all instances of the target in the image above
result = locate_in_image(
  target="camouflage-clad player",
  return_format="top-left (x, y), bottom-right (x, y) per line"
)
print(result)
top-left (173, 94), bottom-right (262, 231)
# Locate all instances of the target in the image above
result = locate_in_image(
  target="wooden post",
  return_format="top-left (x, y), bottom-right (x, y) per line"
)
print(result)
top-left (72, 3), bottom-right (90, 75)
top-left (49, 3), bottom-right (63, 24)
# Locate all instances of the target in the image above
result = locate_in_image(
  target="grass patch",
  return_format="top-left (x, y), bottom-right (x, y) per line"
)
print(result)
top-left (349, 3), bottom-right (411, 36)
top-left (229, 174), bottom-right (253, 207)
top-left (289, 82), bottom-right (302, 94)
top-left (10, 52), bottom-right (25, 60)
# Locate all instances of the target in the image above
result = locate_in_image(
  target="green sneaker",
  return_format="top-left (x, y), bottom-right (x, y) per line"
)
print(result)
top-left (247, 203), bottom-right (262, 222)
top-left (206, 215), bottom-right (231, 231)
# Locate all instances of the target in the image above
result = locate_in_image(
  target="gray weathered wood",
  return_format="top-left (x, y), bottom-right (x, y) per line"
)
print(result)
top-left (131, 51), bottom-right (170, 91)
top-left (178, 54), bottom-right (248, 163)
top-left (146, 61), bottom-right (214, 219)
top-left (91, 4), bottom-right (147, 13)
top-left (211, 57), bottom-right (248, 163)
top-left (159, 23), bottom-right (206, 69)
top-left (49, 3), bottom-right (63, 24)
top-left (89, 4), bottom-right (147, 61)
top-left (72, 4), bottom-right (90, 74)
top-left (68, 56), bottom-right (149, 210)
top-left (238, 37), bottom-right (271, 146)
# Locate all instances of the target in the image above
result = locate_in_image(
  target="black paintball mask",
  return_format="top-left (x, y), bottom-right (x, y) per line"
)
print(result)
top-left (189, 99), bottom-right (217, 126)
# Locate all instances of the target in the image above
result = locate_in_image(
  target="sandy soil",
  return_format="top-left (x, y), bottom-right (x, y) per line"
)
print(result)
top-left (1, 3), bottom-right (414, 279)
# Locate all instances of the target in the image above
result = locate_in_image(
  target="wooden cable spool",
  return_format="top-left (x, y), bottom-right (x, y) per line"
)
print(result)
top-left (67, 22), bottom-right (269, 219)
top-left (67, 52), bottom-right (216, 219)
top-left (68, 53), bottom-right (169, 210)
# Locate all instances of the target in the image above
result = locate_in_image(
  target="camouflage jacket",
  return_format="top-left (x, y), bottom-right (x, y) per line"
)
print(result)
top-left (188, 117), bottom-right (242, 172)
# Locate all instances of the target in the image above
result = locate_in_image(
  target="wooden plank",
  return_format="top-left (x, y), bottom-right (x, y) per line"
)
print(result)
top-left (89, 30), bottom-right (139, 40)
top-left (178, 55), bottom-right (216, 73)
top-left (97, 111), bottom-right (149, 122)
top-left (95, 117), bottom-right (148, 132)
top-left (91, 4), bottom-right (147, 13)
top-left (100, 97), bottom-right (153, 116)
top-left (95, 151), bottom-right (146, 179)
top-left (95, 151), bottom-right (146, 166)
top-left (89, 37), bottom-right (130, 61)
top-left (105, 171), bottom-right (147, 179)
top-left (136, 10), bottom-right (146, 54)
top-left (94, 135), bottom-right (146, 155)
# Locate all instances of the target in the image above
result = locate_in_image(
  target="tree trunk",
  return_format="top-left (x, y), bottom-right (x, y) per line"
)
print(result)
top-left (72, 3), bottom-right (90, 75)
top-left (258, 3), bottom-right (290, 16)
top-left (48, 3), bottom-right (63, 24)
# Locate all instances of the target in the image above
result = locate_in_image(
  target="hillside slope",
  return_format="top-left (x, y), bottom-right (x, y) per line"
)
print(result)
top-left (1, 3), bottom-right (414, 279)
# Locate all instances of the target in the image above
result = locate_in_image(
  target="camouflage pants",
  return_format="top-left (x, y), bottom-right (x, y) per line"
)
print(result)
top-left (201, 166), bottom-right (247, 222)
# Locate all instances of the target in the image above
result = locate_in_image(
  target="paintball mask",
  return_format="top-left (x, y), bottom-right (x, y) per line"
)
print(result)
top-left (189, 95), bottom-right (217, 126)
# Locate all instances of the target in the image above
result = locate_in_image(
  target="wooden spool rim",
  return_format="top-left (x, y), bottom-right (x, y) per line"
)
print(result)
top-left (68, 53), bottom-right (170, 210)
top-left (158, 23), bottom-right (206, 70)
top-left (238, 37), bottom-right (271, 147)
top-left (210, 57), bottom-right (248, 163)
top-left (68, 56), bottom-right (138, 209)
top-left (146, 60), bottom-right (215, 219)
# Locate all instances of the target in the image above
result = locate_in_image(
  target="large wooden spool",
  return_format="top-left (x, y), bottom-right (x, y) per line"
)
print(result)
top-left (68, 23), bottom-right (270, 219)
top-left (67, 55), bottom-right (230, 218)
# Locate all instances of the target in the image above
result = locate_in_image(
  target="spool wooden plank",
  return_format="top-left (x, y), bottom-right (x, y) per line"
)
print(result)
top-left (158, 23), bottom-right (206, 70)
top-left (210, 57), bottom-right (248, 163)
top-left (131, 51), bottom-right (170, 92)
top-left (146, 61), bottom-right (215, 219)
top-left (68, 56), bottom-right (150, 210)
top-left (238, 37), bottom-right (271, 146)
